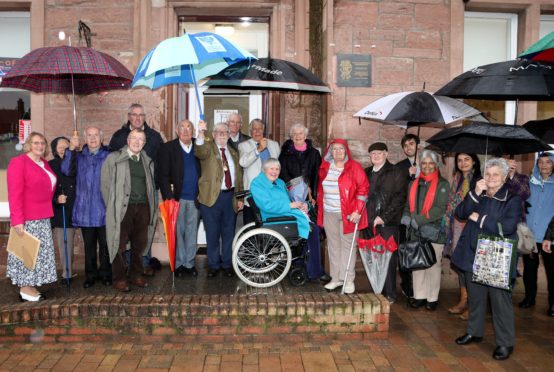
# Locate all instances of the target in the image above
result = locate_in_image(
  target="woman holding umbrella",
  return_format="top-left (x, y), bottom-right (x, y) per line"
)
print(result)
top-left (452, 158), bottom-right (521, 360)
top-left (444, 153), bottom-right (481, 319)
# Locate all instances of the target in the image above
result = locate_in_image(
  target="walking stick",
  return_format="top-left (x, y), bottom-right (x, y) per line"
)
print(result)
top-left (62, 202), bottom-right (70, 289)
top-left (342, 203), bottom-right (366, 294)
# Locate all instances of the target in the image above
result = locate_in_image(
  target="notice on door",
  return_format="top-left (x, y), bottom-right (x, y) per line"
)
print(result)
top-left (214, 109), bottom-right (238, 125)
top-left (337, 54), bottom-right (372, 87)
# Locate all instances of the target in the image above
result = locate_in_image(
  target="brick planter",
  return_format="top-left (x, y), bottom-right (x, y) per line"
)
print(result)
top-left (0, 293), bottom-right (389, 343)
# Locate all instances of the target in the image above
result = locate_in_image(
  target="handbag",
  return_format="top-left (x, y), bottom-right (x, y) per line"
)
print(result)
top-left (516, 222), bottom-right (537, 254)
top-left (398, 228), bottom-right (437, 271)
top-left (472, 223), bottom-right (517, 291)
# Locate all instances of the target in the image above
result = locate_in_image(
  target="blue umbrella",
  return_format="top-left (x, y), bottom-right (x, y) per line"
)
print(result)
top-left (132, 32), bottom-right (256, 119)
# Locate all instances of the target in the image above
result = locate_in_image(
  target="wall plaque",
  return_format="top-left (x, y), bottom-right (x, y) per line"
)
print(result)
top-left (337, 54), bottom-right (372, 87)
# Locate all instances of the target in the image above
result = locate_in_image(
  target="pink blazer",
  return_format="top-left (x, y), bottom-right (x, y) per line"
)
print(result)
top-left (7, 154), bottom-right (56, 226)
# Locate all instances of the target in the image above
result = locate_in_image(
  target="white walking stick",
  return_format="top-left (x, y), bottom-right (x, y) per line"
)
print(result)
top-left (342, 203), bottom-right (366, 294)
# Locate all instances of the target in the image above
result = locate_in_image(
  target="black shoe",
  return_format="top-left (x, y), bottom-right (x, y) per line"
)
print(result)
top-left (319, 273), bottom-right (332, 283)
top-left (548, 305), bottom-right (554, 317)
top-left (426, 301), bottom-right (438, 311)
top-left (409, 298), bottom-right (426, 308)
top-left (184, 267), bottom-right (198, 277)
top-left (518, 298), bottom-right (535, 308)
top-left (456, 333), bottom-right (483, 345)
top-left (102, 278), bottom-right (112, 286)
top-left (401, 285), bottom-right (414, 299)
top-left (223, 268), bottom-right (234, 277)
top-left (83, 279), bottom-right (95, 288)
top-left (175, 266), bottom-right (185, 278)
top-left (207, 268), bottom-right (219, 278)
top-left (492, 346), bottom-right (513, 360)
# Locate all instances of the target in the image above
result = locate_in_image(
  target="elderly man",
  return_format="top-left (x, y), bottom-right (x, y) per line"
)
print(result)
top-left (196, 121), bottom-right (244, 277)
top-left (363, 142), bottom-right (408, 303)
top-left (239, 119), bottom-right (280, 224)
top-left (62, 126), bottom-right (111, 288)
top-left (109, 103), bottom-right (164, 162)
top-left (157, 120), bottom-right (201, 277)
top-left (101, 129), bottom-right (157, 292)
top-left (227, 113), bottom-right (250, 151)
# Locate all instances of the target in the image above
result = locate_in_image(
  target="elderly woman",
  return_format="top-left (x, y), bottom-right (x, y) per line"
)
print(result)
top-left (250, 158), bottom-right (310, 239)
top-left (401, 149), bottom-right (449, 311)
top-left (452, 158), bottom-right (522, 361)
top-left (317, 139), bottom-right (369, 294)
top-left (444, 153), bottom-right (481, 318)
top-left (7, 132), bottom-right (58, 301)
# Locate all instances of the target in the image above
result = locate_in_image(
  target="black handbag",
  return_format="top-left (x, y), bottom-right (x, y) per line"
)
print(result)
top-left (398, 230), bottom-right (437, 271)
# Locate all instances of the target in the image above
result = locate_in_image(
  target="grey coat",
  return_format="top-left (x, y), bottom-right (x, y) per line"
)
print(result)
top-left (101, 146), bottom-right (158, 263)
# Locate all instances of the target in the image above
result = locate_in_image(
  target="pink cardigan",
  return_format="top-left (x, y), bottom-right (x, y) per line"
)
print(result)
top-left (7, 154), bottom-right (56, 226)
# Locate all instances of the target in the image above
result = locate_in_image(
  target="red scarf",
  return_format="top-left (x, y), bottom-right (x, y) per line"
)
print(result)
top-left (409, 170), bottom-right (439, 218)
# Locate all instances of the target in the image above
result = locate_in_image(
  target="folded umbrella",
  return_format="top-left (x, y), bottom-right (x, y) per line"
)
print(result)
top-left (159, 199), bottom-right (180, 286)
top-left (357, 229), bottom-right (397, 294)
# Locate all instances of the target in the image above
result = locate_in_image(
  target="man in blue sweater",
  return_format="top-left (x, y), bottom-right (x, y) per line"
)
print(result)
top-left (157, 120), bottom-right (201, 277)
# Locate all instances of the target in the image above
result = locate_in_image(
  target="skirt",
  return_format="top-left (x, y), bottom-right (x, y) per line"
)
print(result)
top-left (6, 219), bottom-right (57, 287)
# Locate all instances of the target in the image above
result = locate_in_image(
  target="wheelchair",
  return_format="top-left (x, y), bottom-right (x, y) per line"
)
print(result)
top-left (232, 192), bottom-right (308, 288)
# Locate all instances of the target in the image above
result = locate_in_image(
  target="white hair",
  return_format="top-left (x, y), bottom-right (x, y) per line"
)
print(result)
top-left (262, 158), bottom-right (281, 171)
top-left (420, 149), bottom-right (441, 167)
top-left (213, 122), bottom-right (230, 133)
top-left (485, 158), bottom-right (509, 178)
top-left (289, 123), bottom-right (308, 138)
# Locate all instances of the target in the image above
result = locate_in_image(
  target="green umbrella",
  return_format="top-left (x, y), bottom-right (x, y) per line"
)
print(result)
top-left (518, 31), bottom-right (554, 62)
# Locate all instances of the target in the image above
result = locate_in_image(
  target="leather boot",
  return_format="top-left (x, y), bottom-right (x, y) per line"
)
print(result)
top-left (448, 287), bottom-right (468, 314)
top-left (459, 308), bottom-right (469, 320)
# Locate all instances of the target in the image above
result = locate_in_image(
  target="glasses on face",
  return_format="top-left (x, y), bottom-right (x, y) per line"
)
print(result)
top-left (228, 120), bottom-right (242, 124)
top-left (129, 113), bottom-right (146, 118)
top-left (332, 147), bottom-right (345, 152)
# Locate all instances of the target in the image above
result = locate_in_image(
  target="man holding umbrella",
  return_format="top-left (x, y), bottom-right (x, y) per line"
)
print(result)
top-left (362, 142), bottom-right (407, 303)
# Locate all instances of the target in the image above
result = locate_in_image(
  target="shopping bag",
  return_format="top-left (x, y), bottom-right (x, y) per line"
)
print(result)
top-left (472, 224), bottom-right (517, 291)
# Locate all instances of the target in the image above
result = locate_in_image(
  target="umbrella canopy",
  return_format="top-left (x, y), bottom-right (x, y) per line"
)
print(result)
top-left (426, 121), bottom-right (552, 156)
top-left (132, 32), bottom-right (255, 89)
top-left (358, 234), bottom-right (397, 294)
top-left (353, 91), bottom-right (483, 127)
top-left (159, 199), bottom-right (180, 273)
top-left (523, 117), bottom-right (554, 143)
top-left (204, 57), bottom-right (331, 93)
top-left (519, 32), bottom-right (554, 63)
top-left (435, 59), bottom-right (554, 101)
top-left (0, 45), bottom-right (133, 94)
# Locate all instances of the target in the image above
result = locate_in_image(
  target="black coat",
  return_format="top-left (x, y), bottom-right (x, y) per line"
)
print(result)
top-left (109, 122), bottom-right (164, 162)
top-left (362, 161), bottom-right (407, 239)
top-left (396, 158), bottom-right (415, 182)
top-left (157, 138), bottom-right (201, 201)
top-left (545, 216), bottom-right (554, 242)
top-left (227, 132), bottom-right (250, 152)
top-left (49, 138), bottom-right (76, 228)
top-left (451, 184), bottom-right (521, 274)
top-left (278, 139), bottom-right (322, 198)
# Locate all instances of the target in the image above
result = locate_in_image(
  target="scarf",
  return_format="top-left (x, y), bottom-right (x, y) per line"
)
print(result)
top-left (294, 142), bottom-right (307, 152)
top-left (409, 170), bottom-right (439, 218)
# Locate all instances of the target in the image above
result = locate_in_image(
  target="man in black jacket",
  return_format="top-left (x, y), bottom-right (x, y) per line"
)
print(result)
top-left (157, 119), bottom-right (201, 277)
top-left (226, 113), bottom-right (250, 151)
top-left (109, 103), bottom-right (164, 162)
top-left (364, 142), bottom-right (408, 303)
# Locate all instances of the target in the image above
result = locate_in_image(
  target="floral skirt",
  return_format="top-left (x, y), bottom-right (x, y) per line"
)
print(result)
top-left (6, 219), bottom-right (57, 287)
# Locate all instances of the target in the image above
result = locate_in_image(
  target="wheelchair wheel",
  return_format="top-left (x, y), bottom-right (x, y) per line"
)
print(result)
top-left (288, 266), bottom-right (307, 287)
top-left (232, 228), bottom-right (292, 288)
top-left (232, 222), bottom-right (257, 250)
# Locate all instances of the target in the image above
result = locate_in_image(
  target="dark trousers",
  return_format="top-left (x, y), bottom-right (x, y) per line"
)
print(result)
top-left (465, 273), bottom-right (515, 347)
top-left (522, 243), bottom-right (554, 306)
top-left (398, 224), bottom-right (413, 297)
top-left (306, 224), bottom-right (325, 279)
top-left (81, 226), bottom-right (111, 281)
top-left (243, 205), bottom-right (256, 225)
top-left (200, 190), bottom-right (236, 270)
top-left (112, 203), bottom-right (149, 282)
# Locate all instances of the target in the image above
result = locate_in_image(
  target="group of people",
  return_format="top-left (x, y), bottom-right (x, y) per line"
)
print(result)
top-left (6, 107), bottom-right (554, 361)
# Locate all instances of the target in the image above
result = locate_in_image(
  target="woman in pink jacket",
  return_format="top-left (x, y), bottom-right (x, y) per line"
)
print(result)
top-left (7, 132), bottom-right (57, 301)
top-left (317, 139), bottom-right (369, 293)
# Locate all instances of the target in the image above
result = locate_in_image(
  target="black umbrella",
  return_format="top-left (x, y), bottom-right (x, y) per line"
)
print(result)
top-left (523, 117), bottom-right (554, 143)
top-left (426, 121), bottom-right (552, 156)
top-left (204, 57), bottom-right (331, 93)
top-left (435, 59), bottom-right (554, 101)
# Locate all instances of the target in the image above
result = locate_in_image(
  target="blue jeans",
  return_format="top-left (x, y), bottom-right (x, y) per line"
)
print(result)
top-left (176, 199), bottom-right (200, 269)
top-left (199, 191), bottom-right (236, 270)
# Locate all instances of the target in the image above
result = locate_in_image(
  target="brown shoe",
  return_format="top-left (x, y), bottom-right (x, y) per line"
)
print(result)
top-left (448, 287), bottom-right (468, 314)
top-left (130, 277), bottom-right (148, 288)
top-left (459, 309), bottom-right (469, 320)
top-left (142, 267), bottom-right (155, 277)
top-left (113, 280), bottom-right (130, 293)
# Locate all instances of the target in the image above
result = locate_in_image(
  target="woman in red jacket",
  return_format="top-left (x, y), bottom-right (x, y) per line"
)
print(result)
top-left (7, 132), bottom-right (58, 301)
top-left (317, 139), bottom-right (369, 293)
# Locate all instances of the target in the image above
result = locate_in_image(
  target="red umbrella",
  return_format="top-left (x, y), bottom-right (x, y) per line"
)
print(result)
top-left (357, 228), bottom-right (398, 294)
top-left (159, 199), bottom-right (180, 275)
top-left (518, 32), bottom-right (554, 63)
top-left (0, 45), bottom-right (133, 131)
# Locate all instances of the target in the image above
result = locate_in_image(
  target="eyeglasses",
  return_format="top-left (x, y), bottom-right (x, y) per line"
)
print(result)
top-left (129, 113), bottom-right (146, 118)
top-left (332, 147), bottom-right (345, 152)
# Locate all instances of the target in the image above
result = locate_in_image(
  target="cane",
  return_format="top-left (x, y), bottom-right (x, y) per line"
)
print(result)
top-left (62, 202), bottom-right (70, 289)
top-left (342, 203), bottom-right (366, 294)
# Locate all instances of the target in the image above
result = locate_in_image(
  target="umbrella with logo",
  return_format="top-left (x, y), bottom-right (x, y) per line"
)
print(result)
top-left (518, 31), bottom-right (554, 63)
top-left (426, 121), bottom-right (552, 157)
top-left (523, 117), bottom-right (554, 143)
top-left (204, 57), bottom-right (331, 93)
top-left (132, 32), bottom-right (256, 120)
top-left (354, 91), bottom-right (484, 127)
top-left (0, 45), bottom-right (133, 131)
